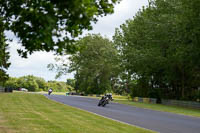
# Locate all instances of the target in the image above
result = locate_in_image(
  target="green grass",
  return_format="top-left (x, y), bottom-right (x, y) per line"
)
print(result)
top-left (114, 100), bottom-right (200, 118)
top-left (0, 93), bottom-right (154, 133)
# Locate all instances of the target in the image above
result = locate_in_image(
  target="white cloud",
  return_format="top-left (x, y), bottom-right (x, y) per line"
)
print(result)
top-left (85, 0), bottom-right (149, 39)
top-left (6, 0), bottom-right (148, 81)
top-left (7, 41), bottom-right (73, 81)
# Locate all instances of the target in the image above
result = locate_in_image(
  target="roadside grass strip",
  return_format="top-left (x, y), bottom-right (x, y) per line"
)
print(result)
top-left (0, 93), bottom-right (155, 133)
top-left (114, 100), bottom-right (200, 118)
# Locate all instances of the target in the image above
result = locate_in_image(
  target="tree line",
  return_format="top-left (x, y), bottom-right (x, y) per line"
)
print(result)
top-left (113, 0), bottom-right (200, 101)
top-left (50, 0), bottom-right (200, 101)
top-left (4, 75), bottom-right (74, 92)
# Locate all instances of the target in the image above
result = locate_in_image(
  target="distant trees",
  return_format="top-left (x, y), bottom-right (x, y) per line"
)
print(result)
top-left (47, 80), bottom-right (72, 92)
top-left (71, 34), bottom-right (120, 94)
top-left (17, 76), bottom-right (39, 91)
top-left (49, 34), bottom-right (120, 94)
top-left (66, 79), bottom-right (76, 91)
top-left (4, 77), bottom-right (18, 89)
top-left (5, 75), bottom-right (73, 92)
top-left (35, 77), bottom-right (46, 91)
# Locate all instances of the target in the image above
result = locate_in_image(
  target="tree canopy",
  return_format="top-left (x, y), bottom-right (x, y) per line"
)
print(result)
top-left (49, 34), bottom-right (120, 94)
top-left (113, 0), bottom-right (200, 100)
top-left (5, 75), bottom-right (73, 92)
top-left (0, 19), bottom-right (10, 84)
top-left (0, 0), bottom-right (120, 57)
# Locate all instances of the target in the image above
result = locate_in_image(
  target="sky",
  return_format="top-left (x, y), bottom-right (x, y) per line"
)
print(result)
top-left (6, 0), bottom-right (149, 82)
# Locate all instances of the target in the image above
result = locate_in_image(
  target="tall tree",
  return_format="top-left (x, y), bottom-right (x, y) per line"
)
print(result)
top-left (0, 18), bottom-right (10, 84)
top-left (66, 79), bottom-right (76, 89)
top-left (18, 75), bottom-right (39, 91)
top-left (35, 77), bottom-right (47, 90)
top-left (49, 34), bottom-right (120, 94)
top-left (113, 0), bottom-right (200, 100)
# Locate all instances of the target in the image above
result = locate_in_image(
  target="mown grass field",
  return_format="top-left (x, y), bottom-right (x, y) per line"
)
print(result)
top-left (0, 93), bottom-right (154, 133)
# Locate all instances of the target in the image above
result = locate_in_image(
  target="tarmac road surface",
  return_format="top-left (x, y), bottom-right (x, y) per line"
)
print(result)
top-left (46, 95), bottom-right (200, 133)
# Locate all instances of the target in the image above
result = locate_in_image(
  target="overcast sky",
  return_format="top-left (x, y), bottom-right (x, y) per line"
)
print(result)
top-left (7, 0), bottom-right (148, 81)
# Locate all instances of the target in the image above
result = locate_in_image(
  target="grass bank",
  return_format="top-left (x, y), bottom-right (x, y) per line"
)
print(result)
top-left (114, 100), bottom-right (200, 118)
top-left (0, 93), bottom-right (154, 133)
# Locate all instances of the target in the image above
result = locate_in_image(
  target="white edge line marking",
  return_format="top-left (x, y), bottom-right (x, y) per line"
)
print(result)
top-left (45, 95), bottom-right (158, 133)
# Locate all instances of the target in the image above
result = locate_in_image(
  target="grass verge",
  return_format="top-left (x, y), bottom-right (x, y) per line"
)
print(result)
top-left (0, 93), bottom-right (154, 133)
top-left (114, 100), bottom-right (200, 118)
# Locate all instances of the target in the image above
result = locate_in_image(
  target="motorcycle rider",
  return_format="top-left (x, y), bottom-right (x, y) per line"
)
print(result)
top-left (98, 93), bottom-right (113, 106)
top-left (48, 88), bottom-right (53, 95)
top-left (105, 93), bottom-right (113, 104)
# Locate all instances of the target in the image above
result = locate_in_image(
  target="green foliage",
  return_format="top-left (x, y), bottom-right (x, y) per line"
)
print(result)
top-left (5, 75), bottom-right (73, 92)
top-left (50, 34), bottom-right (120, 94)
top-left (0, 0), bottom-right (120, 57)
top-left (35, 77), bottom-right (47, 90)
top-left (0, 18), bottom-right (10, 84)
top-left (113, 0), bottom-right (200, 100)
top-left (71, 34), bottom-right (121, 94)
top-left (66, 79), bottom-right (76, 91)
top-left (47, 81), bottom-right (69, 92)
top-left (17, 75), bottom-right (39, 91)
top-left (0, 0), bottom-right (120, 85)
top-left (4, 77), bottom-right (19, 88)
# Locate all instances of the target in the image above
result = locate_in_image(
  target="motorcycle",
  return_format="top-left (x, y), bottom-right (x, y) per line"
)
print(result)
top-left (98, 93), bottom-right (113, 107)
top-left (48, 89), bottom-right (53, 95)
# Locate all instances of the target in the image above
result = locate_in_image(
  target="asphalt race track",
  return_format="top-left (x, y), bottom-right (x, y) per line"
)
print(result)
top-left (46, 95), bottom-right (200, 133)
